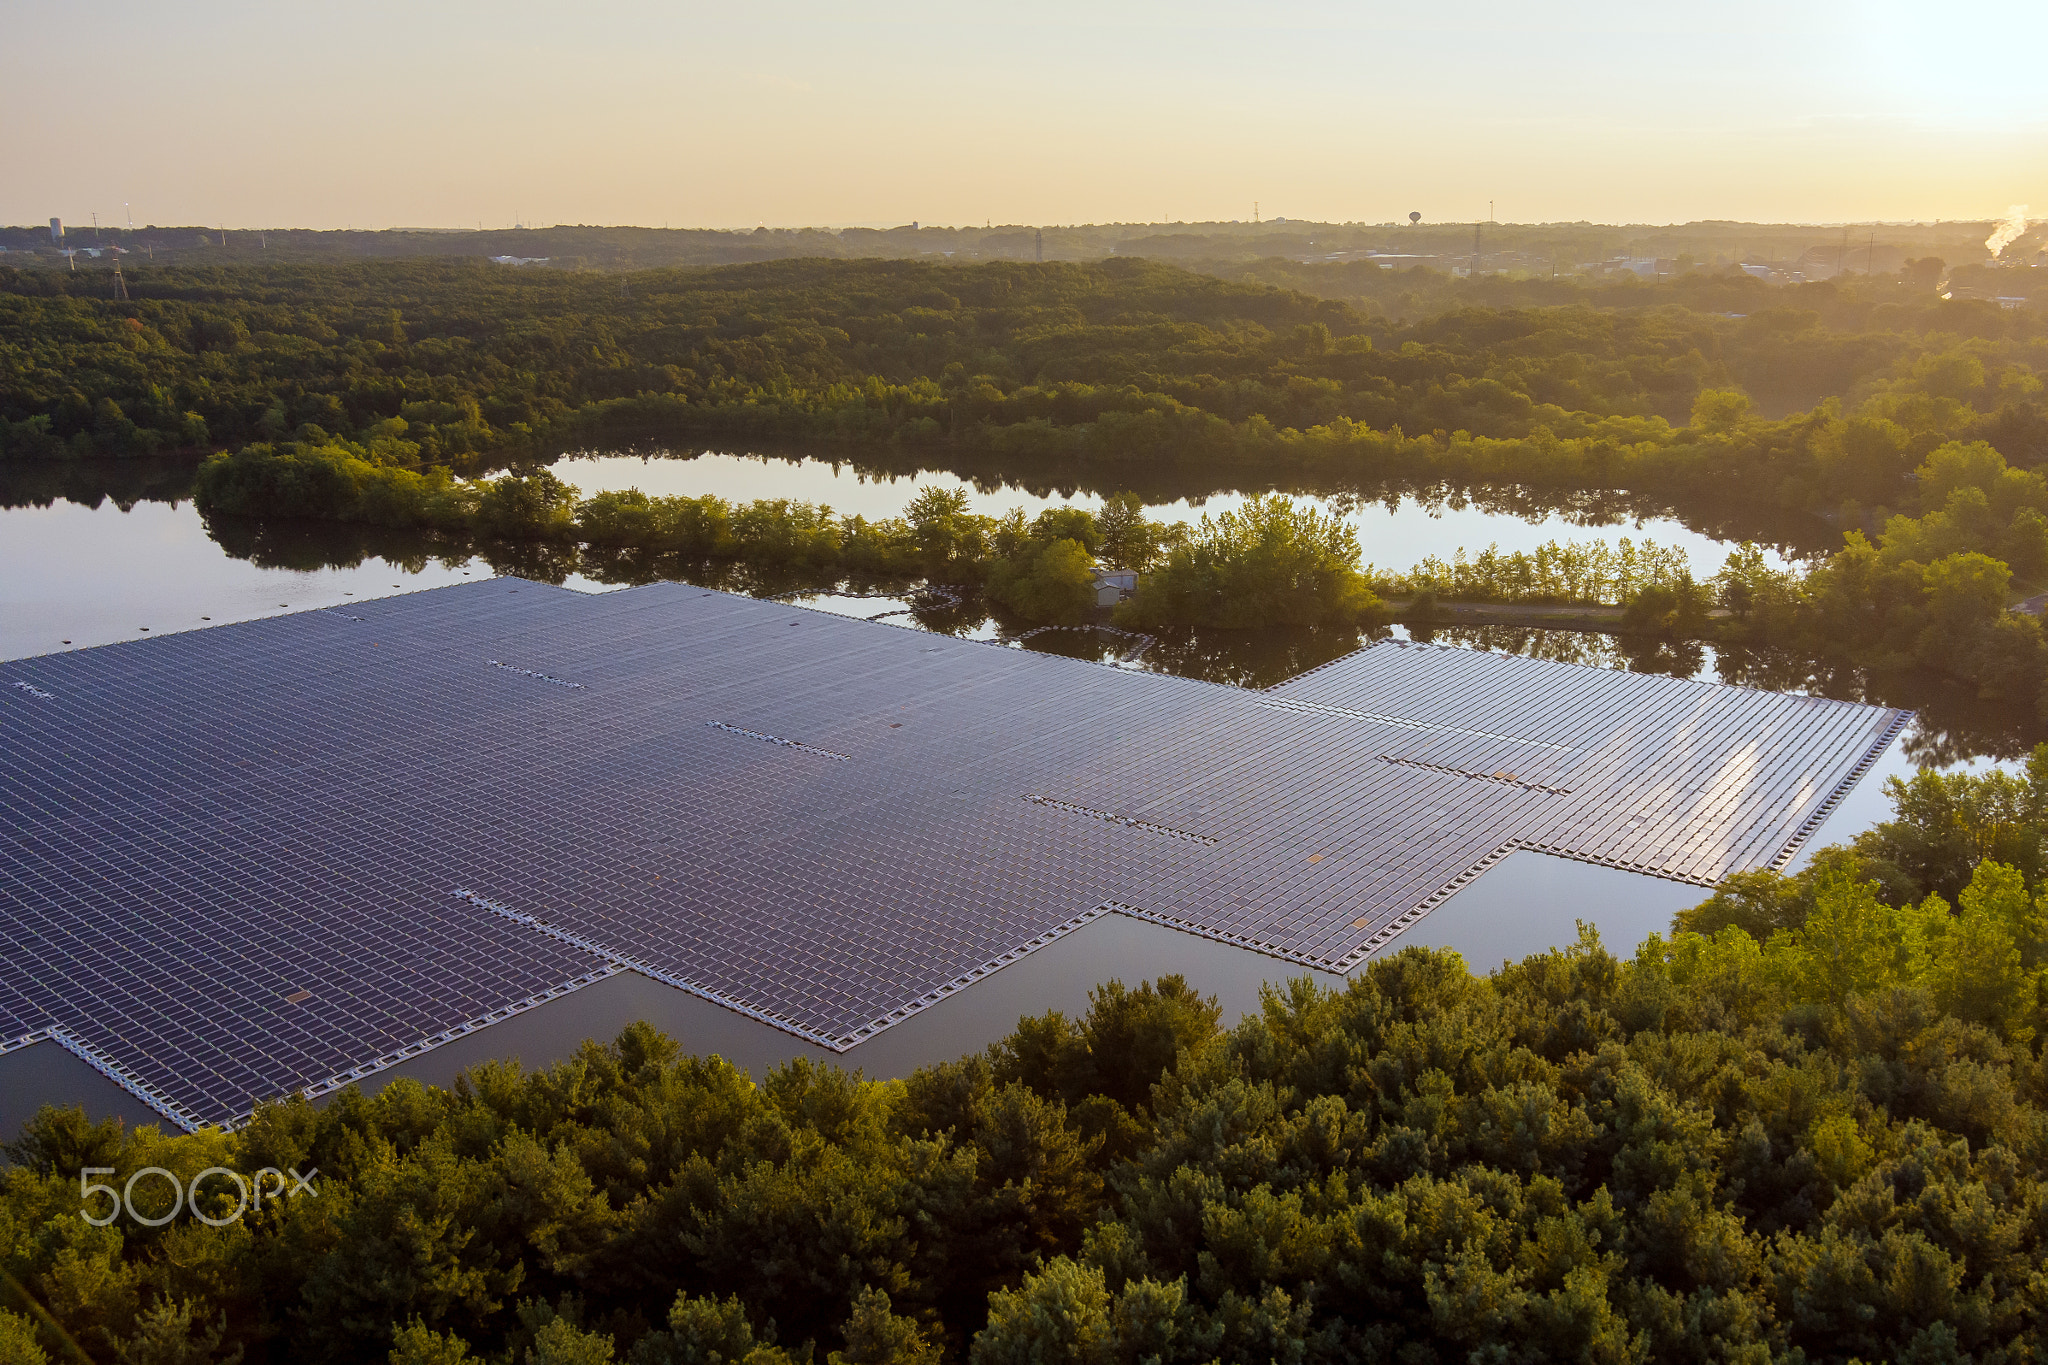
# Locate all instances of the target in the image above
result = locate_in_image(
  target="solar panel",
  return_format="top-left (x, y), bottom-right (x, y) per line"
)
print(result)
top-left (0, 579), bottom-right (1907, 1129)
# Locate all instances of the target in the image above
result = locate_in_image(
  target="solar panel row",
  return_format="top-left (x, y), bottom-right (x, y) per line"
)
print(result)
top-left (1, 579), bottom-right (1907, 1128)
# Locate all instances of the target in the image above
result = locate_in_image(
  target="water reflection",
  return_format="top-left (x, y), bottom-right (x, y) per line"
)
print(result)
top-left (2, 499), bottom-right (493, 659)
top-left (1401, 622), bottom-right (1714, 680)
top-left (0, 453), bottom-right (2028, 760)
top-left (0, 455), bottom-right (199, 513)
top-left (203, 511), bottom-right (476, 576)
top-left (3, 451), bottom-right (1836, 573)
top-left (540, 446), bottom-right (1836, 564)
top-left (548, 450), bottom-right (1825, 575)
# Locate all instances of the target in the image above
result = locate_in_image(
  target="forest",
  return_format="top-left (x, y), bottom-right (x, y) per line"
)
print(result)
top-left (2, 217), bottom-right (2019, 279)
top-left (4, 756), bottom-right (2047, 1365)
top-left (3, 254), bottom-right (2042, 487)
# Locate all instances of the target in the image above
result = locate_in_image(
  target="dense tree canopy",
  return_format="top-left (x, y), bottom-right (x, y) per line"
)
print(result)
top-left (6, 755), bottom-right (2046, 1364)
top-left (5, 257), bottom-right (2042, 525)
top-left (1114, 496), bottom-right (1382, 629)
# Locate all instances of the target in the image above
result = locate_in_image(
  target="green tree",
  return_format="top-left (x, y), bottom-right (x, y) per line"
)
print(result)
top-left (969, 1260), bottom-right (1114, 1365)
top-left (477, 470), bottom-right (578, 540)
top-left (1117, 495), bottom-right (1382, 629)
top-left (903, 486), bottom-right (983, 575)
top-left (526, 1319), bottom-right (614, 1365)
top-left (0, 1310), bottom-right (49, 1365)
top-left (986, 538), bottom-right (1097, 624)
top-left (1903, 862), bottom-right (2032, 1026)
top-left (1620, 573), bottom-right (1711, 637)
top-left (1094, 492), bottom-right (1160, 570)
top-left (114, 1299), bottom-right (239, 1365)
top-left (630, 1293), bottom-right (793, 1365)
top-left (828, 1289), bottom-right (939, 1365)
top-left (1674, 867), bottom-right (1815, 939)
top-left (1763, 874), bottom-right (1901, 1005)
top-left (389, 1321), bottom-right (474, 1365)
top-left (1690, 387), bottom-right (1753, 433)
top-left (1, 1104), bottom-right (126, 1175)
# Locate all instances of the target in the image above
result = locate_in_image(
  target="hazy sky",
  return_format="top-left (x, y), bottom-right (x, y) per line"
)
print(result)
top-left (6, 0), bottom-right (2043, 230)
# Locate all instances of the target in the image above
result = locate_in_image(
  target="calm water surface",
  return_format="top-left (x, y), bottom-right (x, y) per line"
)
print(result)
top-left (2, 449), bottom-right (1794, 660)
top-left (552, 450), bottom-right (1800, 576)
top-left (3, 497), bottom-right (502, 659)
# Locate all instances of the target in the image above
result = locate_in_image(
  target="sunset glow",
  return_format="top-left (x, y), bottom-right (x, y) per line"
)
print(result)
top-left (7, 0), bottom-right (2043, 229)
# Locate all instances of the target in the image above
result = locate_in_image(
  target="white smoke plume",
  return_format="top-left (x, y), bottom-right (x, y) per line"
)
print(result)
top-left (1986, 204), bottom-right (2030, 258)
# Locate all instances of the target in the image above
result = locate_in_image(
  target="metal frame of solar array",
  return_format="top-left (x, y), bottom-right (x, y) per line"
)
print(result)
top-left (0, 579), bottom-right (1908, 1130)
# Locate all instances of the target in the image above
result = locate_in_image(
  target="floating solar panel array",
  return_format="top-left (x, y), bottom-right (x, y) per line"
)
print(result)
top-left (0, 580), bottom-right (1907, 1129)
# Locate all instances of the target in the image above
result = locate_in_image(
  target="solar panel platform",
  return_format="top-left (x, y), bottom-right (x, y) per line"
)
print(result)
top-left (1, 579), bottom-right (1907, 1128)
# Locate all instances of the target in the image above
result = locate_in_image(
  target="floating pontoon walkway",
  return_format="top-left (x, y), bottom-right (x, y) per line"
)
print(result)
top-left (0, 579), bottom-right (1905, 1127)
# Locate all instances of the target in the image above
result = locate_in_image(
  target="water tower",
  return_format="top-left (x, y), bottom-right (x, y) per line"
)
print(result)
top-left (49, 218), bottom-right (63, 243)
top-left (1409, 212), bottom-right (1421, 226)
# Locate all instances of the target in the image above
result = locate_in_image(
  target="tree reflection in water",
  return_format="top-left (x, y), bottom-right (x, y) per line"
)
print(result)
top-left (3, 456), bottom-right (2026, 763)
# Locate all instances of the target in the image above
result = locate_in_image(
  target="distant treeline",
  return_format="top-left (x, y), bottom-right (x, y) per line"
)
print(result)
top-left (4, 256), bottom-right (2042, 510)
top-left (2, 217), bottom-right (2017, 277)
top-left (5, 757), bottom-right (2046, 1365)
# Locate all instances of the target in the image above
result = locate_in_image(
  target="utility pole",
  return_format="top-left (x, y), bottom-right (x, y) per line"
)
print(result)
top-left (113, 253), bottom-right (129, 301)
top-left (1254, 201), bottom-right (1259, 224)
top-left (1473, 221), bottom-right (1483, 277)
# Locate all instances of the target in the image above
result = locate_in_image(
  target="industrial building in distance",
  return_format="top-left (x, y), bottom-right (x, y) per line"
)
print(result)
top-left (0, 580), bottom-right (1907, 1130)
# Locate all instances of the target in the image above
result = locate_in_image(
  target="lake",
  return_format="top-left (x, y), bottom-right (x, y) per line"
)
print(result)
top-left (1, 448), bottom-right (1805, 663)
top-left (546, 449), bottom-right (1805, 577)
